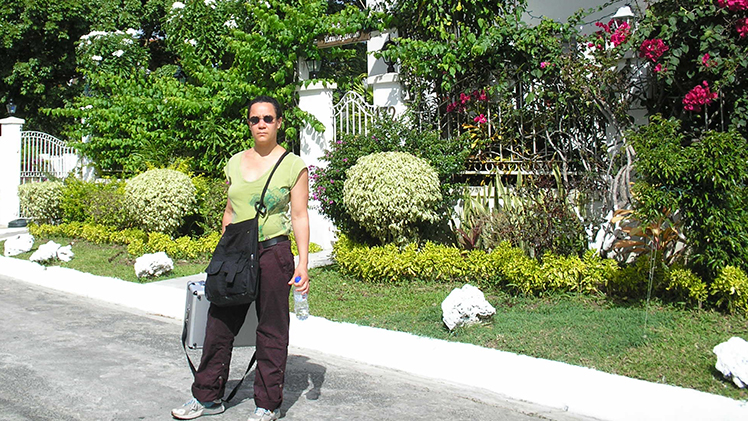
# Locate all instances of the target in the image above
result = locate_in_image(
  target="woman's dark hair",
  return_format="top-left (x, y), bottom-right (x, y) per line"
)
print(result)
top-left (248, 95), bottom-right (283, 119)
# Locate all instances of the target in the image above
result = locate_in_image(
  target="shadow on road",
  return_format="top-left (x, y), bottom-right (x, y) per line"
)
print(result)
top-left (221, 353), bottom-right (327, 413)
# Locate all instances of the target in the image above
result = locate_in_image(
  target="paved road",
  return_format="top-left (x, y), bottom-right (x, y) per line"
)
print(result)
top-left (0, 274), bottom-right (599, 421)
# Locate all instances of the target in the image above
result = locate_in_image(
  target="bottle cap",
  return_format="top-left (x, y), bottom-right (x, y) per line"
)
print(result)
top-left (294, 276), bottom-right (301, 283)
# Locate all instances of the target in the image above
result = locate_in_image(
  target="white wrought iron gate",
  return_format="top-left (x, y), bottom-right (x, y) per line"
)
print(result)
top-left (333, 91), bottom-right (395, 141)
top-left (20, 131), bottom-right (78, 183)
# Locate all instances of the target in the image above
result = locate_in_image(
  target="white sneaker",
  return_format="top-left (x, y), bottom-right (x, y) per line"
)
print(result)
top-left (171, 397), bottom-right (225, 420)
top-left (247, 407), bottom-right (279, 421)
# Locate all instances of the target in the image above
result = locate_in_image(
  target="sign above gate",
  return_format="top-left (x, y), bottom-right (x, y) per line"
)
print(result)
top-left (316, 31), bottom-right (371, 48)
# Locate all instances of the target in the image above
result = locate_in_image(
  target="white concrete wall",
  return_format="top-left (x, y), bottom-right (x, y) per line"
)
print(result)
top-left (367, 73), bottom-right (407, 118)
top-left (297, 81), bottom-right (338, 250)
top-left (0, 117), bottom-right (24, 226)
top-left (525, 0), bottom-right (647, 32)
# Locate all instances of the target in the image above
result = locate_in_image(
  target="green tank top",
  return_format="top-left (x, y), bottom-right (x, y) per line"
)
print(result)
top-left (224, 151), bottom-right (307, 241)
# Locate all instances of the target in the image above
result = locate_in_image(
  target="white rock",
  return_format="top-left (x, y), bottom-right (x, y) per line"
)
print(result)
top-left (30, 241), bottom-right (61, 263)
top-left (57, 245), bottom-right (74, 262)
top-left (134, 251), bottom-right (174, 278)
top-left (714, 336), bottom-right (748, 388)
top-left (4, 234), bottom-right (34, 257)
top-left (441, 284), bottom-right (496, 331)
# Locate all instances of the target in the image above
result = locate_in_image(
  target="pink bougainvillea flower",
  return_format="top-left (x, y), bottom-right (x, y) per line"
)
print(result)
top-left (653, 63), bottom-right (667, 73)
top-left (478, 90), bottom-right (488, 101)
top-left (682, 81), bottom-right (718, 112)
top-left (639, 38), bottom-right (669, 62)
top-left (701, 53), bottom-right (716, 67)
top-left (460, 92), bottom-right (471, 104)
top-left (611, 21), bottom-right (630, 47)
top-left (595, 21), bottom-right (612, 34)
top-left (540, 61), bottom-right (549, 69)
top-left (446, 102), bottom-right (456, 113)
top-left (718, 0), bottom-right (748, 11)
top-left (737, 18), bottom-right (748, 37)
top-left (473, 114), bottom-right (487, 124)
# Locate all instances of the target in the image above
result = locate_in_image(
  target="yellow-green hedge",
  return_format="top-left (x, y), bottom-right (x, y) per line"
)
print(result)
top-left (29, 222), bottom-right (322, 261)
top-left (332, 235), bottom-right (722, 307)
top-left (332, 234), bottom-right (619, 294)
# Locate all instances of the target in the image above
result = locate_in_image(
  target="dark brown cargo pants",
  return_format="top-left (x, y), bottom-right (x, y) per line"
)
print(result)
top-left (192, 240), bottom-right (294, 411)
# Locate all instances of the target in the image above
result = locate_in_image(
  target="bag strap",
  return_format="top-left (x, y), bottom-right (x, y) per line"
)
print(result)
top-left (255, 150), bottom-right (291, 217)
top-left (181, 313), bottom-right (257, 403)
top-left (225, 352), bottom-right (257, 402)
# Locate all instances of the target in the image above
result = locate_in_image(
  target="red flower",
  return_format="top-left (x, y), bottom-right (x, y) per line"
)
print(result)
top-left (653, 63), bottom-right (667, 73)
top-left (701, 53), bottom-right (716, 67)
top-left (639, 39), bottom-right (669, 62)
top-left (595, 21), bottom-right (612, 34)
top-left (473, 114), bottom-right (487, 124)
top-left (737, 18), bottom-right (748, 37)
top-left (718, 0), bottom-right (748, 11)
top-left (611, 21), bottom-right (630, 47)
top-left (682, 81), bottom-right (718, 112)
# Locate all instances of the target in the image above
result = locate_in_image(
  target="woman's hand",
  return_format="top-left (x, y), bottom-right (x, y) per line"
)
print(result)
top-left (289, 267), bottom-right (310, 294)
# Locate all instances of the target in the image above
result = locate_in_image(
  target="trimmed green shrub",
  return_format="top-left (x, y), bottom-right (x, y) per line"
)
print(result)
top-left (125, 169), bottom-right (196, 234)
top-left (55, 178), bottom-right (134, 228)
top-left (343, 151), bottom-right (442, 245)
top-left (605, 253), bottom-right (667, 299)
top-left (310, 115), bottom-right (469, 244)
top-left (86, 180), bottom-right (133, 228)
top-left (332, 235), bottom-right (617, 296)
top-left (711, 266), bottom-right (748, 314)
top-left (59, 177), bottom-right (90, 223)
top-left (29, 222), bottom-right (146, 246)
top-left (185, 175), bottom-right (226, 236)
top-left (28, 222), bottom-right (317, 261)
top-left (290, 232), bottom-right (323, 255)
top-left (18, 181), bottom-right (63, 223)
top-left (666, 267), bottom-right (708, 306)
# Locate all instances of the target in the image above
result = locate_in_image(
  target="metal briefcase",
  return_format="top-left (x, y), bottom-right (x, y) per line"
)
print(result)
top-left (183, 280), bottom-right (257, 349)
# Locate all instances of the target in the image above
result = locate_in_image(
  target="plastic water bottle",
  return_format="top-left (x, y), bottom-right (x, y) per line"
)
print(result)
top-left (293, 276), bottom-right (309, 320)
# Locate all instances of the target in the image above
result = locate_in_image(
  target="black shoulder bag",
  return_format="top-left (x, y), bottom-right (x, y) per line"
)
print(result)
top-left (204, 150), bottom-right (290, 306)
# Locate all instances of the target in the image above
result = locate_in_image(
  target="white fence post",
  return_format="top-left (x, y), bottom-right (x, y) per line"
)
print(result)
top-left (0, 117), bottom-right (24, 226)
top-left (297, 80), bottom-right (338, 250)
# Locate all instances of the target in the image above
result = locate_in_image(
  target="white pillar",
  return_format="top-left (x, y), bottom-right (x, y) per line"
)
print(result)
top-left (366, 25), bottom-right (406, 118)
top-left (0, 117), bottom-right (24, 226)
top-left (368, 72), bottom-right (407, 118)
top-left (297, 81), bottom-right (338, 250)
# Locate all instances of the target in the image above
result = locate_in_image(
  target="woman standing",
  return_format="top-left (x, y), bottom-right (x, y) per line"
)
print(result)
top-left (172, 95), bottom-right (309, 421)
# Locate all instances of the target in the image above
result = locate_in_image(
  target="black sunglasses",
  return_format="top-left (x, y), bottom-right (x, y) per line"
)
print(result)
top-left (247, 115), bottom-right (276, 125)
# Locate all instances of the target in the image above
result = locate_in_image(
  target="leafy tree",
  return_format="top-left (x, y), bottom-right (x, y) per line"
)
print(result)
top-left (628, 116), bottom-right (748, 281)
top-left (0, 0), bottom-right (169, 134)
top-left (49, 0), bottom-right (371, 177)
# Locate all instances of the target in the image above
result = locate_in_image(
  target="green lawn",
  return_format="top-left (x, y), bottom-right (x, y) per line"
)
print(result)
top-left (309, 264), bottom-right (748, 401)
top-left (3, 236), bottom-right (748, 401)
top-left (3, 236), bottom-right (208, 283)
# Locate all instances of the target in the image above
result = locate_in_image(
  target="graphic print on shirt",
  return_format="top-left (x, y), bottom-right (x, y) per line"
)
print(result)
top-left (250, 186), bottom-right (291, 238)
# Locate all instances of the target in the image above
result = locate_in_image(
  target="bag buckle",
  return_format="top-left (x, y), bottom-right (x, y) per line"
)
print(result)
top-left (255, 202), bottom-right (267, 217)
